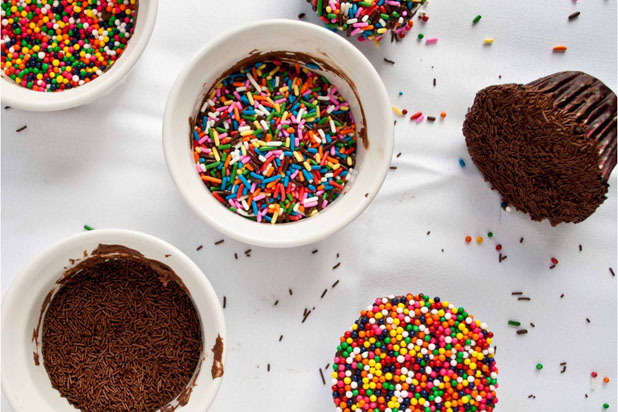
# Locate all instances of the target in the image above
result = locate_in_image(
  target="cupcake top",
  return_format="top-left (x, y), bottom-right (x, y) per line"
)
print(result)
top-left (306, 0), bottom-right (422, 43)
top-left (331, 293), bottom-right (498, 412)
top-left (463, 71), bottom-right (617, 225)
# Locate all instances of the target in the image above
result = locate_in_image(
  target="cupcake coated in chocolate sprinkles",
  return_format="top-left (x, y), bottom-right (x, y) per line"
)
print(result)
top-left (39, 246), bottom-right (203, 412)
top-left (464, 71), bottom-right (616, 225)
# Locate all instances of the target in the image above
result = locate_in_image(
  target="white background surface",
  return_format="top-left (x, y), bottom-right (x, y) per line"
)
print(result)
top-left (1, 1), bottom-right (616, 411)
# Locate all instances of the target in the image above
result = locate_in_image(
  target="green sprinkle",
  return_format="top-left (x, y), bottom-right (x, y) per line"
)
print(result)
top-left (508, 320), bottom-right (521, 327)
top-left (487, 232), bottom-right (493, 238)
top-left (83, 225), bottom-right (95, 231)
top-left (536, 363), bottom-right (543, 370)
top-left (418, 33), bottom-right (424, 40)
top-left (603, 403), bottom-right (610, 409)
top-left (473, 15), bottom-right (482, 24)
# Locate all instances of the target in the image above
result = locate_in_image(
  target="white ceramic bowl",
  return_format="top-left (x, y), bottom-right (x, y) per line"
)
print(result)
top-left (2, 229), bottom-right (226, 412)
top-left (0, 0), bottom-right (158, 111)
top-left (163, 19), bottom-right (393, 248)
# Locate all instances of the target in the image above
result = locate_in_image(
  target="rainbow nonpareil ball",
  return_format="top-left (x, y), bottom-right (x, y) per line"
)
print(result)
top-left (332, 293), bottom-right (498, 412)
top-left (306, 0), bottom-right (423, 43)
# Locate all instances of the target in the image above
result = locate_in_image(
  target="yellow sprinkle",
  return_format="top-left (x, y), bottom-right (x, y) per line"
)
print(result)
top-left (392, 105), bottom-right (403, 116)
top-left (484, 38), bottom-right (494, 45)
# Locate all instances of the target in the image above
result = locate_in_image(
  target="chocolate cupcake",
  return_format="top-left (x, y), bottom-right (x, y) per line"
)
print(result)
top-left (463, 71), bottom-right (617, 225)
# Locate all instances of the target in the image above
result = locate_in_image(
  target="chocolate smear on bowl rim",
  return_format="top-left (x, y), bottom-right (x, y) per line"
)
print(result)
top-left (463, 71), bottom-right (616, 225)
top-left (34, 244), bottom-right (206, 412)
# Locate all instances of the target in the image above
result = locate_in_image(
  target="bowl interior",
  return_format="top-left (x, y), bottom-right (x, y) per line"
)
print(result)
top-left (1, 0), bottom-right (157, 111)
top-left (163, 20), bottom-right (393, 247)
top-left (1, 229), bottom-right (226, 412)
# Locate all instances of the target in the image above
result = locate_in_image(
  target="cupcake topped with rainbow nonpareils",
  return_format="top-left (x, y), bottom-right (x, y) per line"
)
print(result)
top-left (332, 293), bottom-right (498, 412)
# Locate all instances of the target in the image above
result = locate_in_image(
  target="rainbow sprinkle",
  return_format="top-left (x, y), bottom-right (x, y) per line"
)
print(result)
top-left (1, 0), bottom-right (137, 92)
top-left (191, 59), bottom-right (357, 224)
top-left (332, 293), bottom-right (499, 411)
top-left (307, 0), bottom-right (424, 42)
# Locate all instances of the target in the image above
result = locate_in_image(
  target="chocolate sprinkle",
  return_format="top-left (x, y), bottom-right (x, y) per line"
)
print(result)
top-left (16, 125), bottom-right (27, 132)
top-left (279, 335), bottom-right (283, 342)
top-left (298, 12), bottom-right (306, 19)
top-left (568, 11), bottom-right (580, 20)
top-left (223, 296), bottom-right (227, 309)
top-left (516, 329), bottom-right (528, 335)
top-left (427, 116), bottom-right (436, 122)
top-left (384, 58), bottom-right (396, 65)
top-left (511, 291), bottom-right (523, 295)
top-left (579, 244), bottom-right (583, 252)
top-left (214, 239), bottom-right (224, 245)
top-left (610, 267), bottom-right (615, 277)
top-left (41, 254), bottom-right (202, 412)
top-left (332, 262), bottom-right (341, 270)
top-left (319, 368), bottom-right (326, 385)
top-left (312, 249), bottom-right (319, 254)
top-left (321, 289), bottom-right (328, 298)
top-left (289, 288), bottom-right (293, 296)
top-left (196, 245), bottom-right (203, 251)
top-left (274, 300), bottom-right (279, 306)
top-left (332, 280), bottom-right (340, 288)
top-left (463, 72), bottom-right (616, 225)
top-left (518, 297), bottom-right (531, 301)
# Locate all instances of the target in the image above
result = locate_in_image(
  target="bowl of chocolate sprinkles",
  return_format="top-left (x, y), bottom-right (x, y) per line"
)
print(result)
top-left (2, 229), bottom-right (226, 412)
top-left (163, 19), bottom-right (394, 247)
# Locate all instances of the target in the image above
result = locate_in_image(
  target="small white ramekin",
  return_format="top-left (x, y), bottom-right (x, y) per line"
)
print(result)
top-left (163, 19), bottom-right (393, 248)
top-left (0, 0), bottom-right (158, 111)
top-left (1, 229), bottom-right (226, 412)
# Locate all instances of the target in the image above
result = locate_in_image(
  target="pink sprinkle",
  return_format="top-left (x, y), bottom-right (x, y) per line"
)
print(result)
top-left (425, 37), bottom-right (439, 45)
top-left (416, 115), bottom-right (425, 123)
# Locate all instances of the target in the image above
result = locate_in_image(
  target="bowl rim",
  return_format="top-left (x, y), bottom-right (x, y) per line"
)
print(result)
top-left (0, 0), bottom-right (159, 111)
top-left (1, 228), bottom-right (227, 411)
top-left (162, 19), bottom-right (394, 248)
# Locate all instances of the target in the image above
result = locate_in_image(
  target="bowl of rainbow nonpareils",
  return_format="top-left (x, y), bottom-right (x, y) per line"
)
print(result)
top-left (163, 19), bottom-right (393, 248)
top-left (2, 229), bottom-right (226, 412)
top-left (0, 0), bottom-right (157, 111)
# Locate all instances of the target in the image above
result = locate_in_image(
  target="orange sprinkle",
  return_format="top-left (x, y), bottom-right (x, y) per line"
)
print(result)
top-left (553, 45), bottom-right (567, 52)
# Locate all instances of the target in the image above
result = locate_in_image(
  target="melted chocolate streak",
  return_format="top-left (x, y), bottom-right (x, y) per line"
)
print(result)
top-left (32, 244), bottom-right (210, 411)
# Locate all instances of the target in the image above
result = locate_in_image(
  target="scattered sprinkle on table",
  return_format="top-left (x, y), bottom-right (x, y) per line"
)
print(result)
top-left (1, 0), bottom-right (137, 92)
top-left (440, 111), bottom-right (447, 118)
top-left (298, 12), bottom-right (306, 20)
top-left (279, 334), bottom-right (283, 342)
top-left (214, 239), bottom-right (224, 245)
top-left (473, 15), bottom-right (482, 24)
top-left (459, 158), bottom-right (466, 167)
top-left (553, 45), bottom-right (568, 52)
top-left (223, 295), bottom-right (227, 309)
top-left (484, 38), bottom-right (494, 45)
top-left (518, 296), bottom-right (531, 301)
top-left (427, 116), bottom-right (436, 122)
top-left (312, 249), bottom-right (318, 254)
top-left (425, 37), bottom-right (438, 45)
top-left (332, 262), bottom-right (341, 270)
top-left (610, 268), bottom-right (615, 277)
top-left (331, 279), bottom-right (340, 288)
top-left (332, 293), bottom-right (498, 412)
top-left (16, 125), bottom-right (27, 132)
top-left (568, 11), bottom-right (580, 20)
top-left (476, 236), bottom-right (483, 244)
top-left (319, 368), bottom-right (326, 385)
top-left (508, 320), bottom-right (521, 326)
top-left (384, 58), bottom-right (396, 65)
top-left (191, 58), bottom-right (357, 224)
top-left (273, 299), bottom-right (279, 306)
top-left (536, 363), bottom-right (543, 370)
top-left (196, 245), bottom-right (203, 251)
top-left (516, 329), bottom-right (528, 335)
top-left (499, 253), bottom-right (507, 263)
top-left (511, 291), bottom-right (523, 295)
top-left (83, 224), bottom-right (94, 231)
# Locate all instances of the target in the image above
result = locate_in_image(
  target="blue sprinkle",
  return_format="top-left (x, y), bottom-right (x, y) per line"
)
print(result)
top-left (458, 158), bottom-right (466, 168)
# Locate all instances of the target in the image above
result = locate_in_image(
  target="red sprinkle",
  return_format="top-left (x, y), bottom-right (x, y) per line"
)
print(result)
top-left (551, 257), bottom-right (559, 265)
top-left (496, 244), bottom-right (502, 251)
top-left (591, 372), bottom-right (598, 378)
top-left (410, 112), bottom-right (423, 120)
top-left (402, 109), bottom-right (408, 115)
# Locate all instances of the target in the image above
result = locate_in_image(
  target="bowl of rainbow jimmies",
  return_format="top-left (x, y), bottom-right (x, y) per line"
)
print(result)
top-left (163, 19), bottom-right (393, 247)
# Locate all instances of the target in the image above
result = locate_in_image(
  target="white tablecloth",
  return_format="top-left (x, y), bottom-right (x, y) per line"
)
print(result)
top-left (2, 1), bottom-right (616, 411)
